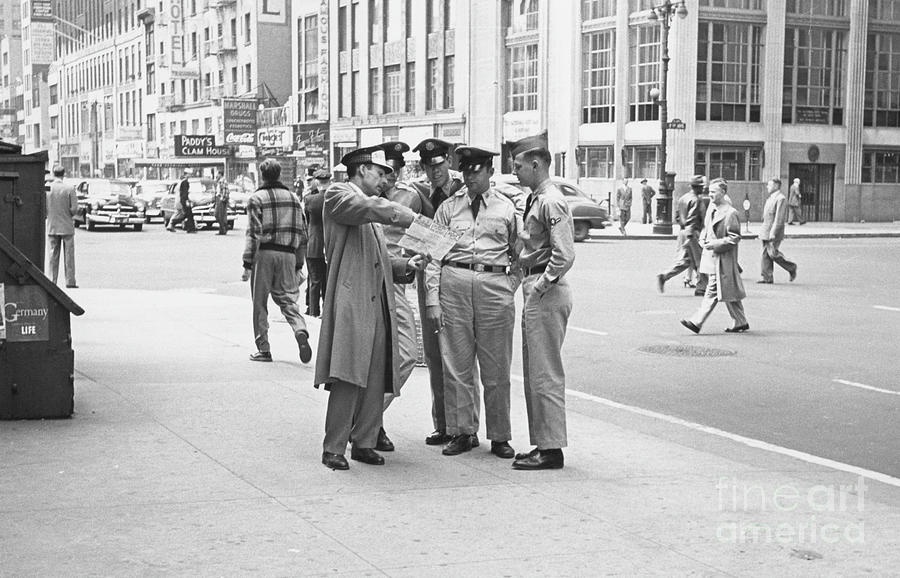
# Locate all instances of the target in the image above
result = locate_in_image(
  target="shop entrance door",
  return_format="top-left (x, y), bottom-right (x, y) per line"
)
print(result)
top-left (788, 163), bottom-right (834, 222)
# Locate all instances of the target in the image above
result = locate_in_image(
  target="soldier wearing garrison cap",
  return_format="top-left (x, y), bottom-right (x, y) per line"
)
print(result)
top-left (410, 137), bottom-right (466, 446)
top-left (315, 145), bottom-right (428, 471)
top-left (507, 132), bottom-right (575, 471)
top-left (657, 174), bottom-right (706, 295)
top-left (375, 141), bottom-right (423, 453)
top-left (425, 145), bottom-right (519, 459)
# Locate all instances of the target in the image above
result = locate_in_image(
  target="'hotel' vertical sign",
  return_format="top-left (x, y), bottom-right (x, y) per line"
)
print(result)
top-left (170, 0), bottom-right (184, 66)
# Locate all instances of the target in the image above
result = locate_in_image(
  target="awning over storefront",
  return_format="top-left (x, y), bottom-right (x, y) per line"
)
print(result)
top-left (134, 157), bottom-right (227, 167)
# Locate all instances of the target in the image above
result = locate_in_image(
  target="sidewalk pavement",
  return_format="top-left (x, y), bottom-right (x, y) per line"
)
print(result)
top-left (2, 288), bottom-right (900, 576)
top-left (593, 221), bottom-right (900, 240)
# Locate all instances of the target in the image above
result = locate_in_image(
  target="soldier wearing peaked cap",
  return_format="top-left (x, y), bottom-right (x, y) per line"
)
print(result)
top-left (657, 174), bottom-right (706, 295)
top-left (425, 146), bottom-right (520, 459)
top-left (410, 137), bottom-right (469, 447)
top-left (507, 133), bottom-right (575, 471)
top-left (375, 141), bottom-right (422, 453)
top-left (315, 145), bottom-right (428, 471)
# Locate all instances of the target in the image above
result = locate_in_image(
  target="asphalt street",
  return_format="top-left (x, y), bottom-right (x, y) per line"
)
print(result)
top-left (72, 219), bottom-right (900, 479)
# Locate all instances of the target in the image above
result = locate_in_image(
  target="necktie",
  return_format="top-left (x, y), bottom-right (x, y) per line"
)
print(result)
top-left (431, 186), bottom-right (444, 210)
top-left (524, 194), bottom-right (536, 219)
top-left (471, 194), bottom-right (483, 220)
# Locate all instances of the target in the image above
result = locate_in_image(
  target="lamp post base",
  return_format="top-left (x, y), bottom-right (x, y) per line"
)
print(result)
top-left (652, 222), bottom-right (673, 235)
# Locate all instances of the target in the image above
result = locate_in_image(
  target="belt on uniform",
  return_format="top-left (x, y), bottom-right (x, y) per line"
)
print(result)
top-left (522, 263), bottom-right (549, 277)
top-left (442, 260), bottom-right (509, 274)
top-left (259, 242), bottom-right (296, 254)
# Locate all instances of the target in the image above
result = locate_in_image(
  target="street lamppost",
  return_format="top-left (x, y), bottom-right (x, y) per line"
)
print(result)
top-left (648, 0), bottom-right (687, 235)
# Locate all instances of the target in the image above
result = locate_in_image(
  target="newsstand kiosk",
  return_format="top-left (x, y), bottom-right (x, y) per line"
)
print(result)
top-left (0, 143), bottom-right (84, 419)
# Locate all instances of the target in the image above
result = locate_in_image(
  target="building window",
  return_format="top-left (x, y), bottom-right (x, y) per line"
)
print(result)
top-left (444, 0), bottom-right (454, 29)
top-left (299, 14), bottom-right (319, 121)
top-left (582, 29), bottom-right (615, 123)
top-left (244, 13), bottom-right (251, 44)
top-left (861, 149), bottom-right (900, 183)
top-left (579, 146), bottom-right (614, 178)
top-left (384, 64), bottom-right (402, 113)
top-left (426, 0), bottom-right (438, 33)
top-left (694, 145), bottom-right (762, 181)
top-left (782, 27), bottom-right (846, 125)
top-left (352, 70), bottom-right (359, 116)
top-left (339, 73), bottom-right (348, 118)
top-left (339, 5), bottom-right (348, 51)
top-left (245, 63), bottom-right (252, 93)
top-left (696, 22), bottom-right (762, 122)
top-left (352, 1), bottom-right (362, 50)
top-left (869, 0), bottom-right (900, 20)
top-left (405, 0), bottom-right (413, 38)
top-left (369, 0), bottom-right (382, 44)
top-left (147, 113), bottom-right (156, 141)
top-left (630, 25), bottom-right (660, 121)
top-left (582, 0), bottom-right (615, 20)
top-left (864, 33), bottom-right (900, 127)
top-left (507, 43), bottom-right (538, 112)
top-left (629, 0), bottom-right (657, 10)
top-left (369, 67), bottom-right (382, 115)
top-left (624, 146), bottom-right (659, 178)
top-left (49, 84), bottom-right (58, 105)
top-left (426, 58), bottom-right (439, 110)
top-left (147, 63), bottom-right (155, 94)
top-left (699, 0), bottom-right (762, 8)
top-left (786, 0), bottom-right (845, 17)
top-left (385, 0), bottom-right (402, 41)
top-left (443, 56), bottom-right (454, 109)
top-left (406, 62), bottom-right (416, 112)
top-left (507, 0), bottom-right (539, 34)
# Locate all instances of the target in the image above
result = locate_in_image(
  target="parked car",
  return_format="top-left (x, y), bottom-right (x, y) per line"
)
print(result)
top-left (491, 174), bottom-right (610, 242)
top-left (160, 178), bottom-right (236, 231)
top-left (228, 184), bottom-right (252, 214)
top-left (133, 180), bottom-right (173, 223)
top-left (73, 178), bottom-right (147, 231)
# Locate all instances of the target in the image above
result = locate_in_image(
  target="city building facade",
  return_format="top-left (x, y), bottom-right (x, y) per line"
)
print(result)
top-left (6, 0), bottom-right (900, 220)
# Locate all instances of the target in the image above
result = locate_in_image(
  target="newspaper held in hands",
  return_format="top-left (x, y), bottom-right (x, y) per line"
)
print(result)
top-left (398, 215), bottom-right (462, 262)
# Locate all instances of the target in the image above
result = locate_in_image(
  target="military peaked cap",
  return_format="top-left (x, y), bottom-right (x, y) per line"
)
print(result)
top-left (379, 141), bottom-right (411, 169)
top-left (455, 146), bottom-right (498, 172)
top-left (412, 138), bottom-right (453, 165)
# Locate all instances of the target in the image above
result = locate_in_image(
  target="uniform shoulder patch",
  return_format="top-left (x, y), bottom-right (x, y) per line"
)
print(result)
top-left (549, 216), bottom-right (562, 227)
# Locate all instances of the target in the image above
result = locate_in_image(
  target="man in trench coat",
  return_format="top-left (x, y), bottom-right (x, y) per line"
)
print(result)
top-left (680, 179), bottom-right (749, 334)
top-left (315, 146), bottom-right (425, 471)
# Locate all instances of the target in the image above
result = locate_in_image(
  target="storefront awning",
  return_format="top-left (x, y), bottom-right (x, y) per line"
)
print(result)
top-left (133, 157), bottom-right (227, 167)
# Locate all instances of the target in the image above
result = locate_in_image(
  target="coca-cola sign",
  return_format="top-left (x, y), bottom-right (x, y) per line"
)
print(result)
top-left (223, 98), bottom-right (258, 146)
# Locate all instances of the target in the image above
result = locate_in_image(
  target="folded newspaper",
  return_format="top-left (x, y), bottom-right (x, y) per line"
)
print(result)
top-left (397, 215), bottom-right (463, 262)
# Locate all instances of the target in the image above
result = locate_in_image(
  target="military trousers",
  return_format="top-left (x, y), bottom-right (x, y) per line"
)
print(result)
top-left (48, 234), bottom-right (76, 286)
top-left (521, 275), bottom-right (572, 450)
top-left (439, 267), bottom-right (514, 441)
top-left (250, 250), bottom-right (308, 353)
top-left (323, 289), bottom-right (389, 454)
top-left (415, 269), bottom-right (448, 432)
top-left (383, 282), bottom-right (419, 411)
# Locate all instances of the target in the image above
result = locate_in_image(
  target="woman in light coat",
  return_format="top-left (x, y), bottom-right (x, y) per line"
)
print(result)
top-left (680, 179), bottom-right (748, 334)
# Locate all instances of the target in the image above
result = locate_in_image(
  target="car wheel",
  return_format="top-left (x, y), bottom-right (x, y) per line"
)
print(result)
top-left (134, 223), bottom-right (143, 232)
top-left (87, 220), bottom-right (96, 231)
top-left (228, 220), bottom-right (235, 230)
top-left (573, 221), bottom-right (590, 242)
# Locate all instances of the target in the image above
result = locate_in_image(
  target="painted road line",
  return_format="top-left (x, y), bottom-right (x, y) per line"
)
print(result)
top-left (509, 374), bottom-right (900, 489)
top-left (873, 305), bottom-right (900, 313)
top-left (834, 378), bottom-right (900, 397)
top-left (570, 326), bottom-right (609, 336)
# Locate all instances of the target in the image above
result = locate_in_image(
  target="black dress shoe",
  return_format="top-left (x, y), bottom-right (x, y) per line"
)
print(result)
top-left (470, 434), bottom-right (479, 448)
top-left (756, 279), bottom-right (773, 284)
top-left (442, 434), bottom-right (473, 456)
top-left (789, 266), bottom-right (798, 282)
top-left (249, 351), bottom-right (273, 362)
top-left (425, 430), bottom-right (452, 446)
top-left (295, 331), bottom-right (312, 363)
top-left (322, 451), bottom-right (349, 470)
top-left (350, 447), bottom-right (385, 465)
top-left (376, 428), bottom-right (395, 452)
top-left (680, 319), bottom-right (701, 334)
top-left (66, 284), bottom-right (79, 289)
top-left (515, 447), bottom-right (539, 461)
top-left (512, 449), bottom-right (564, 470)
top-left (725, 324), bottom-right (750, 333)
top-left (490, 441), bottom-right (515, 459)
top-left (694, 288), bottom-right (706, 297)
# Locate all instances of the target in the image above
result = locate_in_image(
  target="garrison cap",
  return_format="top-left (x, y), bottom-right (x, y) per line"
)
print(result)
top-left (455, 146), bottom-right (498, 172)
top-left (506, 130), bottom-right (549, 158)
top-left (690, 174), bottom-right (706, 187)
top-left (412, 138), bottom-right (453, 166)
top-left (379, 141), bottom-right (411, 169)
top-left (313, 168), bottom-right (331, 180)
top-left (340, 145), bottom-right (394, 174)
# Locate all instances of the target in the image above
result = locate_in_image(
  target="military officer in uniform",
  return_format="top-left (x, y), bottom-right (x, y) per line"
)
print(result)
top-left (508, 133), bottom-right (576, 470)
top-left (377, 141), bottom-right (420, 452)
top-left (425, 146), bottom-right (519, 459)
top-left (656, 175), bottom-right (705, 294)
top-left (410, 138), bottom-right (469, 446)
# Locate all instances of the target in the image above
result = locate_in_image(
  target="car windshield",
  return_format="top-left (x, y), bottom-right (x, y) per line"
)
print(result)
top-left (138, 182), bottom-right (170, 196)
top-left (86, 181), bottom-right (133, 197)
